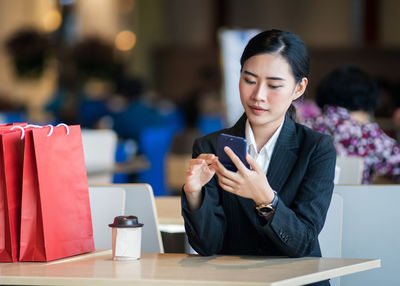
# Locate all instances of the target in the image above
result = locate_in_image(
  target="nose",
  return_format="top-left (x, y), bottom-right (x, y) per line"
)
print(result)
top-left (251, 83), bottom-right (267, 101)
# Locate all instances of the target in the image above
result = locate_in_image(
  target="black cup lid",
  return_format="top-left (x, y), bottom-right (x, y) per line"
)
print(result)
top-left (108, 216), bottom-right (144, 228)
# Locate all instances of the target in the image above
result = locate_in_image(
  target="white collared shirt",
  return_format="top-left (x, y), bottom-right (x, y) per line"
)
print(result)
top-left (245, 120), bottom-right (283, 174)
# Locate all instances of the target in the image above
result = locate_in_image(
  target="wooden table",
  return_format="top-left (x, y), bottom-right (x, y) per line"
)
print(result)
top-left (0, 250), bottom-right (380, 286)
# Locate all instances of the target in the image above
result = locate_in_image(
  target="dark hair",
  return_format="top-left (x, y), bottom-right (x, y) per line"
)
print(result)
top-left (72, 37), bottom-right (118, 81)
top-left (240, 29), bottom-right (309, 120)
top-left (316, 65), bottom-right (379, 111)
top-left (6, 29), bottom-right (50, 78)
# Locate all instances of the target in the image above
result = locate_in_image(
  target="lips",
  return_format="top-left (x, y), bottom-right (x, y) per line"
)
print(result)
top-left (249, 105), bottom-right (267, 115)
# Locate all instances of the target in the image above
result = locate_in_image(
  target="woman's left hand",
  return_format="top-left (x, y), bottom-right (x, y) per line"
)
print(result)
top-left (214, 146), bottom-right (275, 205)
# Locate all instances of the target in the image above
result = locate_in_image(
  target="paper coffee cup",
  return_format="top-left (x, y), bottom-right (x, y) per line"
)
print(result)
top-left (109, 216), bottom-right (144, 260)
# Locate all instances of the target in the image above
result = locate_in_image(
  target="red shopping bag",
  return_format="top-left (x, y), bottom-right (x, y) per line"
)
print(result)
top-left (19, 124), bottom-right (94, 261)
top-left (0, 126), bottom-right (25, 262)
top-left (0, 123), bottom-right (27, 127)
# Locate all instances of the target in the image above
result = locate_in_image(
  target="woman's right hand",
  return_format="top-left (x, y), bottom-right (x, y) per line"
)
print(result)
top-left (183, 154), bottom-right (217, 210)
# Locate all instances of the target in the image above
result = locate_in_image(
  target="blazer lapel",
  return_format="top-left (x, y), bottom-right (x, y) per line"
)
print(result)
top-left (267, 116), bottom-right (299, 192)
top-left (229, 115), bottom-right (299, 226)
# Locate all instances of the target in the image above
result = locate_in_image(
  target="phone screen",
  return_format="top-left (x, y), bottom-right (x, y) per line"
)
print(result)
top-left (217, 134), bottom-right (249, 172)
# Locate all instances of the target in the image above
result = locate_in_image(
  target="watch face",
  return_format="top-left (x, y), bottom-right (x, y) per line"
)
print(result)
top-left (258, 205), bottom-right (274, 214)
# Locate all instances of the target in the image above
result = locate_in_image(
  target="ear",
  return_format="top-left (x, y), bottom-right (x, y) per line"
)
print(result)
top-left (293, 77), bottom-right (308, 100)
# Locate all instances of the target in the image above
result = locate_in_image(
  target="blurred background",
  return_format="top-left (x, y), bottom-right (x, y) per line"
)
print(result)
top-left (1, 0), bottom-right (400, 194)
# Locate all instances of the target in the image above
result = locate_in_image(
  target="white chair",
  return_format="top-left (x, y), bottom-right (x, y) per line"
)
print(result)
top-left (319, 192), bottom-right (344, 286)
top-left (333, 185), bottom-right (399, 286)
top-left (89, 184), bottom-right (164, 253)
top-left (335, 155), bottom-right (364, 184)
top-left (88, 186), bottom-right (126, 250)
top-left (81, 129), bottom-right (118, 184)
top-left (121, 184), bottom-right (164, 253)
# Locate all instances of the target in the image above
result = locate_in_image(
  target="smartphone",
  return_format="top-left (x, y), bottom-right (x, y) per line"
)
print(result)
top-left (217, 133), bottom-right (249, 172)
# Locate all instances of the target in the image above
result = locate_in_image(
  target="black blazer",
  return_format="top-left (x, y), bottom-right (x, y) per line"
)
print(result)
top-left (182, 113), bottom-right (337, 259)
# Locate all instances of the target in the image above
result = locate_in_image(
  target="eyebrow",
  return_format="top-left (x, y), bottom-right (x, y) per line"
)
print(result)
top-left (243, 70), bottom-right (285, 81)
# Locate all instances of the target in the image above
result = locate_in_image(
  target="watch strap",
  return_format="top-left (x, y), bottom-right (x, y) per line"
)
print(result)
top-left (255, 190), bottom-right (278, 218)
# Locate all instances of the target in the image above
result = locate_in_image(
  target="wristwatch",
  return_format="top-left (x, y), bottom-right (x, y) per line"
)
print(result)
top-left (255, 190), bottom-right (278, 218)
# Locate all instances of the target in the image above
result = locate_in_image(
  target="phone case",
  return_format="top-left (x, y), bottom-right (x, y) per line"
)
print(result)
top-left (217, 134), bottom-right (249, 172)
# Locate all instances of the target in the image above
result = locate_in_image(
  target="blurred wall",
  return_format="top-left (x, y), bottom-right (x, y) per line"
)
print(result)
top-left (131, 0), bottom-right (168, 83)
top-left (1, 0), bottom-right (400, 121)
top-left (75, 0), bottom-right (119, 41)
top-left (381, 0), bottom-right (400, 46)
top-left (131, 0), bottom-right (216, 91)
top-left (0, 0), bottom-right (57, 120)
top-left (0, 0), bottom-right (120, 121)
top-left (228, 0), bottom-right (353, 47)
top-left (164, 0), bottom-right (215, 47)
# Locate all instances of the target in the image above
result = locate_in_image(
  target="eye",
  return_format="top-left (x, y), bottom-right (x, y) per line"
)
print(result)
top-left (268, 85), bottom-right (282, 89)
top-left (244, 78), bottom-right (256, 85)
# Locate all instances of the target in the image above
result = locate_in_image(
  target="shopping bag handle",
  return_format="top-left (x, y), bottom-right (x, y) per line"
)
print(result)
top-left (46, 125), bottom-right (54, 136)
top-left (10, 125), bottom-right (25, 140)
top-left (47, 124), bottom-right (70, 136)
top-left (11, 124), bottom-right (45, 139)
top-left (12, 123), bottom-right (70, 139)
top-left (24, 124), bottom-right (43, 129)
top-left (56, 123), bottom-right (70, 135)
top-left (23, 124), bottom-right (52, 137)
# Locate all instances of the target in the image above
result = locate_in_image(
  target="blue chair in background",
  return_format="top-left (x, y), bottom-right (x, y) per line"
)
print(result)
top-left (164, 108), bottom-right (185, 134)
top-left (0, 111), bottom-right (26, 124)
top-left (136, 126), bottom-right (176, 196)
top-left (113, 139), bottom-right (138, 183)
top-left (197, 115), bottom-right (225, 135)
top-left (112, 105), bottom-right (184, 189)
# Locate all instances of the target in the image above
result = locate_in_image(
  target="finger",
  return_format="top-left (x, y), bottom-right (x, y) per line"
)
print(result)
top-left (214, 160), bottom-right (243, 186)
top-left (201, 161), bottom-right (215, 176)
top-left (218, 178), bottom-right (236, 194)
top-left (214, 158), bottom-right (235, 178)
top-left (196, 153), bottom-right (216, 163)
top-left (189, 157), bottom-right (215, 169)
top-left (246, 154), bottom-right (262, 173)
top-left (207, 160), bottom-right (218, 173)
top-left (197, 153), bottom-right (214, 159)
top-left (189, 158), bottom-right (205, 167)
top-left (224, 146), bottom-right (248, 173)
top-left (186, 166), bottom-right (200, 181)
top-left (187, 162), bottom-right (202, 175)
top-left (217, 173), bottom-right (236, 188)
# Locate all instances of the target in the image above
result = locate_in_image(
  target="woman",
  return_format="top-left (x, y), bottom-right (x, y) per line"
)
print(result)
top-left (300, 65), bottom-right (400, 184)
top-left (181, 30), bottom-right (336, 265)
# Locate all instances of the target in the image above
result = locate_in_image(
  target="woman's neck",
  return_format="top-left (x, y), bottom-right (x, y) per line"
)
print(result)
top-left (251, 120), bottom-right (283, 152)
top-left (349, 111), bottom-right (370, 124)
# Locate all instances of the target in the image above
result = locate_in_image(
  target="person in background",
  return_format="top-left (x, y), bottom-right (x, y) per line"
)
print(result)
top-left (45, 37), bottom-right (116, 127)
top-left (299, 65), bottom-right (400, 184)
top-left (5, 28), bottom-right (56, 122)
top-left (393, 107), bottom-right (400, 131)
top-left (181, 30), bottom-right (336, 286)
top-left (108, 76), bottom-right (176, 142)
top-left (170, 89), bottom-right (201, 155)
top-left (388, 82), bottom-right (400, 141)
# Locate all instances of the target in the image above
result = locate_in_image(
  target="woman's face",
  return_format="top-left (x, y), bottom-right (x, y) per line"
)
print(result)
top-left (239, 53), bottom-right (307, 130)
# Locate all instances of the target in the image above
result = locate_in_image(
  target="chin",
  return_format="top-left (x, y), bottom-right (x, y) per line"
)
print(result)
top-left (247, 114), bottom-right (269, 126)
top-left (247, 112), bottom-right (283, 128)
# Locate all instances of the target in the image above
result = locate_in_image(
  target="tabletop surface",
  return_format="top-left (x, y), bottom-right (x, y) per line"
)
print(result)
top-left (0, 250), bottom-right (380, 286)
